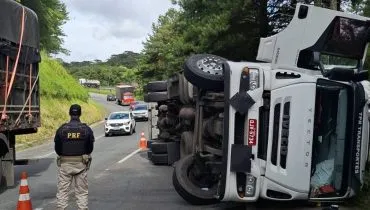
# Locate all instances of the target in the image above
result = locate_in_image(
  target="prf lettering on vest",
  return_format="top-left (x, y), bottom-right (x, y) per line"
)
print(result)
top-left (67, 132), bottom-right (81, 139)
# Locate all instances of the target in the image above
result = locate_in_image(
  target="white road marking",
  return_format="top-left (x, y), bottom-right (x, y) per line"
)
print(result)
top-left (117, 148), bottom-right (142, 164)
top-left (34, 208), bottom-right (43, 210)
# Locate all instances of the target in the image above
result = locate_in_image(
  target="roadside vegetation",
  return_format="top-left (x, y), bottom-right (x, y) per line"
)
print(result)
top-left (63, 51), bottom-right (141, 87)
top-left (85, 87), bottom-right (115, 95)
top-left (16, 54), bottom-right (107, 150)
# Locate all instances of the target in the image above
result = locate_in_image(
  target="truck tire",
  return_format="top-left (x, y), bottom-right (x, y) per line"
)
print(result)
top-left (184, 54), bottom-right (226, 91)
top-left (144, 92), bottom-right (168, 102)
top-left (151, 153), bottom-right (168, 165)
top-left (147, 139), bottom-right (158, 149)
top-left (151, 142), bottom-right (168, 154)
top-left (172, 155), bottom-right (219, 205)
top-left (144, 81), bottom-right (167, 92)
top-left (0, 133), bottom-right (9, 158)
top-left (147, 150), bottom-right (152, 160)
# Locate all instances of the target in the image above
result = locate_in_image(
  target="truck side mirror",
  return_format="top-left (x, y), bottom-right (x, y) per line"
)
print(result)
top-left (313, 51), bottom-right (320, 65)
top-left (312, 52), bottom-right (328, 76)
top-left (354, 70), bottom-right (369, 82)
top-left (327, 68), bottom-right (355, 81)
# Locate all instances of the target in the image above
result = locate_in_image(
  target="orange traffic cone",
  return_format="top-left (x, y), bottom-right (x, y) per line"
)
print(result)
top-left (17, 172), bottom-right (32, 210)
top-left (139, 132), bottom-right (148, 149)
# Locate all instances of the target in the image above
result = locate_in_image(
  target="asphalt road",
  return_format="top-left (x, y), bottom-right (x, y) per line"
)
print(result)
top-left (0, 93), bottom-right (354, 210)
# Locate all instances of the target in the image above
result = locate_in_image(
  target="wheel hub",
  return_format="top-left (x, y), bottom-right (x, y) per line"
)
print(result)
top-left (196, 56), bottom-right (224, 76)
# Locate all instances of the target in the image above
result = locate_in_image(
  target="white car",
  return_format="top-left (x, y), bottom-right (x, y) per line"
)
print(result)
top-left (104, 111), bottom-right (136, 137)
top-left (132, 103), bottom-right (149, 121)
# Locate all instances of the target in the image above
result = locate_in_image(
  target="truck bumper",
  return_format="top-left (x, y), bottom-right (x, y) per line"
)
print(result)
top-left (219, 61), bottom-right (260, 202)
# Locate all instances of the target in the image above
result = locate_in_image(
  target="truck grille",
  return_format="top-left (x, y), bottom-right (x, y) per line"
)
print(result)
top-left (280, 102), bottom-right (290, 169)
top-left (271, 103), bottom-right (281, 165)
top-left (271, 100), bottom-right (291, 168)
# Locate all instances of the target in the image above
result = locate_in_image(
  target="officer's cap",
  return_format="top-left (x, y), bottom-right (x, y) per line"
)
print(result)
top-left (69, 104), bottom-right (81, 116)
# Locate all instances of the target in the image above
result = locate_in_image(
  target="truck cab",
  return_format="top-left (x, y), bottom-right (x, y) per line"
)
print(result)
top-left (158, 3), bottom-right (370, 205)
top-left (115, 85), bottom-right (135, 106)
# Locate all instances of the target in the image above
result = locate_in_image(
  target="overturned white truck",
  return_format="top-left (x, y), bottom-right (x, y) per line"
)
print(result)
top-left (144, 4), bottom-right (370, 205)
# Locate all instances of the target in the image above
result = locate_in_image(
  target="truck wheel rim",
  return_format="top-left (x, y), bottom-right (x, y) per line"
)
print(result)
top-left (196, 56), bottom-right (223, 76)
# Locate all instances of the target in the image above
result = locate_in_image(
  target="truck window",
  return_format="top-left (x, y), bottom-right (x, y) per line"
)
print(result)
top-left (320, 54), bottom-right (358, 70)
top-left (322, 17), bottom-right (369, 59)
top-left (310, 79), bottom-right (351, 198)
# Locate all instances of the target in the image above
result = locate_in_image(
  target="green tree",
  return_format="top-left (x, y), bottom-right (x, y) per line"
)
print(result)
top-left (63, 51), bottom-right (141, 87)
top-left (106, 51), bottom-right (141, 68)
top-left (19, 0), bottom-right (69, 55)
top-left (138, 1), bottom-right (264, 82)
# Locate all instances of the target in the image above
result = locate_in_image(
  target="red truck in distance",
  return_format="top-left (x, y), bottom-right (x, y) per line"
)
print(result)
top-left (115, 85), bottom-right (135, 106)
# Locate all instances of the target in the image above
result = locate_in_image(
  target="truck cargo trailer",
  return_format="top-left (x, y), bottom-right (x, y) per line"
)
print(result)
top-left (0, 0), bottom-right (41, 188)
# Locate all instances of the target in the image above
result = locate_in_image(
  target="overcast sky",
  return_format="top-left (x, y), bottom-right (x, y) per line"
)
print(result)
top-left (56, 0), bottom-right (174, 62)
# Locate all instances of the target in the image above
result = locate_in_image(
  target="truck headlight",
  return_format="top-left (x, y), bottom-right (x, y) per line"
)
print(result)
top-left (245, 174), bottom-right (256, 197)
top-left (249, 69), bottom-right (259, 90)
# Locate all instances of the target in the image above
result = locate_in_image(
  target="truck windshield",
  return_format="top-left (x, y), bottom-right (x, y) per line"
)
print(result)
top-left (310, 79), bottom-right (351, 198)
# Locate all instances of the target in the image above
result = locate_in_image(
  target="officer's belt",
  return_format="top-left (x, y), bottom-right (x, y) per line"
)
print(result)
top-left (59, 156), bottom-right (83, 163)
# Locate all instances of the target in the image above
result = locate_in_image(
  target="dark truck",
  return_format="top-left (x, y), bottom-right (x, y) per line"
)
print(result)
top-left (0, 0), bottom-right (41, 188)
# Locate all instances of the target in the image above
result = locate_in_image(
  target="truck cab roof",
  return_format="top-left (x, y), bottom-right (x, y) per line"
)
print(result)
top-left (257, 3), bottom-right (370, 72)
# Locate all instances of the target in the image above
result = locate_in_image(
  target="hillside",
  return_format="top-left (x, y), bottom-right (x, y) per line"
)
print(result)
top-left (16, 53), bottom-right (107, 150)
top-left (63, 51), bottom-right (141, 87)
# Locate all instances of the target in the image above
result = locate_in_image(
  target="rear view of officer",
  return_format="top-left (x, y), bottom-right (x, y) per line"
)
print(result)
top-left (54, 104), bottom-right (95, 210)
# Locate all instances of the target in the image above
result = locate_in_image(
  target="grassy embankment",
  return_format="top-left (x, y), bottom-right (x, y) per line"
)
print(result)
top-left (16, 54), bottom-right (107, 150)
top-left (85, 87), bottom-right (144, 101)
top-left (85, 87), bottom-right (114, 95)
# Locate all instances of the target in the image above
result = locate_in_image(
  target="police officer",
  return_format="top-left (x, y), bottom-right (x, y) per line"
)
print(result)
top-left (54, 104), bottom-right (95, 210)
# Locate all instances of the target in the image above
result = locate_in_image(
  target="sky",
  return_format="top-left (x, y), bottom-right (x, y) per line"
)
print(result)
top-left (56, 0), bottom-right (175, 63)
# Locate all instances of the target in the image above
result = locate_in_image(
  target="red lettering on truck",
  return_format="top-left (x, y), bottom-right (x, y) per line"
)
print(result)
top-left (248, 119), bottom-right (257, 146)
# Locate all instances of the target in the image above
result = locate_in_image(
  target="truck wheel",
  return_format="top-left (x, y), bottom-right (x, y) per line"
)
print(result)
top-left (144, 92), bottom-right (168, 102)
top-left (151, 153), bottom-right (168, 165)
top-left (144, 81), bottom-right (167, 92)
top-left (184, 54), bottom-right (226, 91)
top-left (147, 150), bottom-right (152, 160)
top-left (180, 132), bottom-right (193, 158)
top-left (172, 155), bottom-right (219, 205)
top-left (151, 142), bottom-right (168, 154)
top-left (147, 139), bottom-right (159, 149)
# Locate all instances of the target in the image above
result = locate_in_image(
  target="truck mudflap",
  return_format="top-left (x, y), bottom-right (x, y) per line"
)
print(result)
top-left (0, 133), bottom-right (9, 157)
